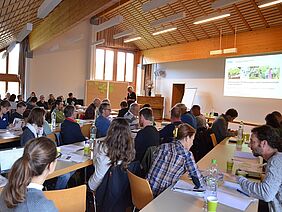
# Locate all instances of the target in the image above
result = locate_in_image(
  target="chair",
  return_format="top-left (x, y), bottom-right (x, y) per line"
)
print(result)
top-left (81, 123), bottom-right (92, 138)
top-left (210, 133), bottom-right (218, 147)
top-left (44, 185), bottom-right (86, 212)
top-left (127, 170), bottom-right (153, 211)
top-left (46, 133), bottom-right (57, 143)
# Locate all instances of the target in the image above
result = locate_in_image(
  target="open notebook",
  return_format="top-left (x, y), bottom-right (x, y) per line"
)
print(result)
top-left (0, 148), bottom-right (24, 173)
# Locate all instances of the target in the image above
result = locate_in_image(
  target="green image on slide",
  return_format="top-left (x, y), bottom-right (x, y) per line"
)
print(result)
top-left (248, 66), bottom-right (280, 79)
top-left (228, 65), bottom-right (280, 80)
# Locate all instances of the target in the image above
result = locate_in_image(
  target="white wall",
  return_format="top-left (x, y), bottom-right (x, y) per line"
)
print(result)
top-left (26, 20), bottom-right (91, 100)
top-left (157, 58), bottom-right (282, 124)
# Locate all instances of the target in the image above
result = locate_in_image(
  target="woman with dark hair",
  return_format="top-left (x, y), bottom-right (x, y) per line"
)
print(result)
top-left (88, 118), bottom-right (135, 191)
top-left (0, 137), bottom-right (58, 211)
top-left (20, 107), bottom-right (45, 147)
top-left (0, 100), bottom-right (11, 129)
top-left (84, 103), bottom-right (96, 120)
top-left (147, 123), bottom-right (204, 197)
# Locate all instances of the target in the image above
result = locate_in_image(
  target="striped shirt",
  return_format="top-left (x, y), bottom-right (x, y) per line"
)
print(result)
top-left (147, 140), bottom-right (204, 197)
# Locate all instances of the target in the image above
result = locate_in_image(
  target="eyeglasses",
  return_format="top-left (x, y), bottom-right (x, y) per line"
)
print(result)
top-left (56, 151), bottom-right (62, 159)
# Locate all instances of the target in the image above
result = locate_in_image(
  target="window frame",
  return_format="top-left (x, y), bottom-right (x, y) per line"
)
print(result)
top-left (95, 47), bottom-right (137, 86)
top-left (0, 46), bottom-right (21, 96)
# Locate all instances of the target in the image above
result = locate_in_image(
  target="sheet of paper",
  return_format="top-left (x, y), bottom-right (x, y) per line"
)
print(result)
top-left (60, 144), bottom-right (84, 154)
top-left (0, 175), bottom-right (8, 187)
top-left (58, 152), bottom-right (88, 163)
top-left (234, 151), bottom-right (257, 159)
top-left (223, 181), bottom-right (242, 190)
top-left (171, 180), bottom-right (205, 197)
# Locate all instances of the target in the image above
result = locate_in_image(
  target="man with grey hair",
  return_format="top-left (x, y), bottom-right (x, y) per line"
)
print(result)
top-left (124, 102), bottom-right (139, 130)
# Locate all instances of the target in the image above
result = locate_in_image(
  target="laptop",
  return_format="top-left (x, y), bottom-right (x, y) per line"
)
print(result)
top-left (0, 148), bottom-right (24, 174)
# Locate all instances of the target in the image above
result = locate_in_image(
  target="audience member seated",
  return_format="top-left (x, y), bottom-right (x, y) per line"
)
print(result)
top-left (0, 100), bottom-right (11, 129)
top-left (20, 108), bottom-right (45, 147)
top-left (8, 94), bottom-right (17, 111)
top-left (124, 103), bottom-right (139, 130)
top-left (265, 113), bottom-right (282, 137)
top-left (160, 106), bottom-right (182, 144)
top-left (88, 118), bottom-right (138, 211)
top-left (84, 103), bottom-right (96, 120)
top-left (51, 100), bottom-right (65, 123)
top-left (66, 92), bottom-right (77, 105)
top-left (135, 107), bottom-right (159, 162)
top-left (191, 104), bottom-right (207, 129)
top-left (95, 102), bottom-right (111, 138)
top-left (272, 111), bottom-right (282, 125)
top-left (147, 123), bottom-right (204, 197)
top-left (0, 137), bottom-right (58, 211)
top-left (101, 98), bottom-right (110, 104)
top-left (27, 97), bottom-right (38, 110)
top-left (60, 105), bottom-right (85, 145)
top-left (227, 125), bottom-right (282, 212)
top-left (26, 91), bottom-right (36, 103)
top-left (211, 108), bottom-right (238, 143)
top-left (47, 94), bottom-right (56, 109)
top-left (3, 92), bottom-right (10, 100)
top-left (93, 98), bottom-right (101, 119)
top-left (176, 103), bottom-right (197, 129)
top-left (117, 100), bottom-right (128, 118)
top-left (36, 95), bottom-right (49, 110)
top-left (56, 95), bottom-right (66, 105)
top-left (17, 94), bottom-right (24, 103)
top-left (9, 102), bottom-right (27, 124)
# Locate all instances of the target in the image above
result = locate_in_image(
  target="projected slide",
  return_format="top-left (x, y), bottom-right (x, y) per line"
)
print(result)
top-left (224, 54), bottom-right (282, 99)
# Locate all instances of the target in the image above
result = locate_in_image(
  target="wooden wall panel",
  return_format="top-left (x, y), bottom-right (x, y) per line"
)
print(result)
top-left (29, 0), bottom-right (113, 50)
top-left (141, 26), bottom-right (282, 64)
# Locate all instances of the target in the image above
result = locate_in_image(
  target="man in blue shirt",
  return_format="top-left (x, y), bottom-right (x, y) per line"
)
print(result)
top-left (95, 102), bottom-right (111, 138)
top-left (0, 100), bottom-right (11, 129)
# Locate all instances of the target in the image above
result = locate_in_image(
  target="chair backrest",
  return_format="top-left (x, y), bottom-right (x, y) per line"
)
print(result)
top-left (127, 170), bottom-right (153, 210)
top-left (44, 185), bottom-right (86, 212)
top-left (81, 123), bottom-right (92, 138)
top-left (46, 133), bottom-right (57, 143)
top-left (210, 133), bottom-right (218, 147)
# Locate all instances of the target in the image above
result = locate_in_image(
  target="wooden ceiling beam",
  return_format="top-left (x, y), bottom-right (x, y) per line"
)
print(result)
top-left (142, 25), bottom-right (282, 64)
top-left (29, 0), bottom-right (122, 50)
top-left (233, 4), bottom-right (252, 31)
top-left (250, 0), bottom-right (269, 28)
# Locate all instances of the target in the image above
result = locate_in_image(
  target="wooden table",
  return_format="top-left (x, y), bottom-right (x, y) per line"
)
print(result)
top-left (141, 138), bottom-right (259, 212)
top-left (0, 130), bottom-right (20, 144)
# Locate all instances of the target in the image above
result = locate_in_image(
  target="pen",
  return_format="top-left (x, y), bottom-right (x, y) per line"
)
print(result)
top-left (237, 189), bottom-right (250, 197)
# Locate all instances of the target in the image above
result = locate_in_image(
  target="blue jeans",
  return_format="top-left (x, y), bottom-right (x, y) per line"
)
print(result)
top-left (55, 171), bottom-right (75, 190)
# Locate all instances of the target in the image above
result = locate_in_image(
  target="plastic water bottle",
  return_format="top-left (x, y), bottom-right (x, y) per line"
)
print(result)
top-left (238, 121), bottom-right (244, 140)
top-left (205, 159), bottom-right (219, 198)
top-left (90, 123), bottom-right (97, 141)
top-left (51, 111), bottom-right (56, 130)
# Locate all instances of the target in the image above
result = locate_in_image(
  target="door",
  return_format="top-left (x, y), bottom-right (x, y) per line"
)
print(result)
top-left (171, 84), bottom-right (185, 107)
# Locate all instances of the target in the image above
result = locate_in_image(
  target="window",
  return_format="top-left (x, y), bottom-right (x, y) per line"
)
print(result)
top-left (95, 48), bottom-right (135, 83)
top-left (0, 43), bottom-right (21, 96)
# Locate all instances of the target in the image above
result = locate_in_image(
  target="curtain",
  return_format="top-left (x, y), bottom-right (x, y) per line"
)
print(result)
top-left (18, 37), bottom-right (30, 98)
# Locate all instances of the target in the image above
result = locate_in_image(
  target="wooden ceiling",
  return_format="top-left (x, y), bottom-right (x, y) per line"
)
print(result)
top-left (97, 0), bottom-right (282, 50)
top-left (0, 0), bottom-right (47, 50)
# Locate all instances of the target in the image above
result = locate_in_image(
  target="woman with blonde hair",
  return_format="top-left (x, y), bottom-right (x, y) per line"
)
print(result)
top-left (0, 137), bottom-right (59, 211)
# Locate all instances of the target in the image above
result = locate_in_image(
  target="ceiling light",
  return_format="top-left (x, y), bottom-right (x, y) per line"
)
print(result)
top-left (124, 36), bottom-right (142, 43)
top-left (113, 29), bottom-right (135, 39)
top-left (93, 15), bottom-right (123, 32)
top-left (142, 0), bottom-right (178, 12)
top-left (92, 39), bottom-right (105, 46)
top-left (258, 0), bottom-right (282, 8)
top-left (37, 0), bottom-right (62, 19)
top-left (211, 0), bottom-right (244, 9)
top-left (7, 41), bottom-right (17, 53)
top-left (16, 23), bottom-right (33, 42)
top-left (150, 12), bottom-right (186, 28)
top-left (193, 11), bottom-right (230, 24)
top-left (1, 51), bottom-right (7, 59)
top-left (152, 26), bottom-right (177, 36)
top-left (223, 48), bottom-right (238, 54)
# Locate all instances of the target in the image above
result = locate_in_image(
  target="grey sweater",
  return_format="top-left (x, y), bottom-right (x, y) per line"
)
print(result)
top-left (0, 188), bottom-right (58, 212)
top-left (238, 152), bottom-right (282, 212)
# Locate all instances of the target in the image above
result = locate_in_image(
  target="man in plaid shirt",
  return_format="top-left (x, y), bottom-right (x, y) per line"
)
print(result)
top-left (147, 124), bottom-right (204, 197)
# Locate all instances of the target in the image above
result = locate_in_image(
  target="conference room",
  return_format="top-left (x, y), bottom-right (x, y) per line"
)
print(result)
top-left (1, 0), bottom-right (282, 211)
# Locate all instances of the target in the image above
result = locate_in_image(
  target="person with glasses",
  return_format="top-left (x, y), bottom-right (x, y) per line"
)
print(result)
top-left (95, 102), bottom-right (111, 138)
top-left (0, 137), bottom-right (59, 211)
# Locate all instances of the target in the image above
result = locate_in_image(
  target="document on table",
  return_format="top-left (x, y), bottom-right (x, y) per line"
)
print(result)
top-left (234, 151), bottom-right (257, 159)
top-left (58, 152), bottom-right (88, 163)
top-left (60, 144), bottom-right (84, 154)
top-left (171, 180), bottom-right (205, 197)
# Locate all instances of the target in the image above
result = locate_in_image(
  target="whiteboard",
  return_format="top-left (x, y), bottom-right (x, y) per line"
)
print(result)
top-left (181, 88), bottom-right (197, 109)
